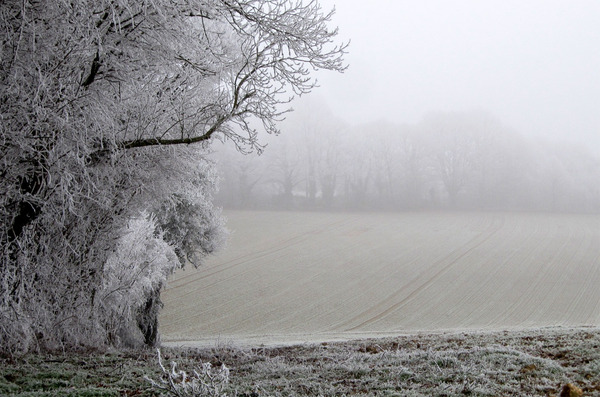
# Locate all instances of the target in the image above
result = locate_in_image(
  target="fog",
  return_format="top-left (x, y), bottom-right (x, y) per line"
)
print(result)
top-left (316, 0), bottom-right (600, 152)
top-left (212, 1), bottom-right (600, 212)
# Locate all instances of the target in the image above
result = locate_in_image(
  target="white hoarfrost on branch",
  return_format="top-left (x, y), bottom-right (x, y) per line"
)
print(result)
top-left (146, 349), bottom-right (230, 397)
top-left (0, 0), bottom-right (346, 353)
top-left (100, 214), bottom-right (179, 345)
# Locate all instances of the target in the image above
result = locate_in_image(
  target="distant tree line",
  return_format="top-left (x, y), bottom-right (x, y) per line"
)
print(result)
top-left (214, 105), bottom-right (600, 213)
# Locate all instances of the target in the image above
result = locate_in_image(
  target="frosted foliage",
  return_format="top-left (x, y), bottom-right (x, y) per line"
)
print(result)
top-left (154, 185), bottom-right (227, 267)
top-left (100, 215), bottom-right (178, 344)
top-left (146, 349), bottom-right (230, 397)
top-left (144, 147), bottom-right (228, 267)
top-left (0, 0), bottom-right (344, 353)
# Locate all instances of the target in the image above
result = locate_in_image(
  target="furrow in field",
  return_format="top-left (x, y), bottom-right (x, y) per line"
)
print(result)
top-left (202, 215), bottom-right (409, 335)
top-left (473, 218), bottom-right (552, 327)
top-left (160, 211), bottom-right (600, 344)
top-left (338, 214), bottom-right (505, 332)
top-left (361, 213), bottom-right (523, 331)
top-left (161, 214), bottom-right (356, 334)
top-left (477, 214), bottom-right (594, 328)
top-left (163, 212), bottom-right (415, 336)
top-left (165, 216), bottom-right (354, 301)
top-left (547, 218), bottom-right (600, 325)
top-left (166, 213), bottom-right (409, 335)
top-left (468, 218), bottom-right (554, 327)
top-left (411, 215), bottom-right (531, 330)
top-left (506, 222), bottom-right (579, 326)
top-left (288, 213), bottom-right (475, 333)
top-left (167, 215), bottom-right (353, 291)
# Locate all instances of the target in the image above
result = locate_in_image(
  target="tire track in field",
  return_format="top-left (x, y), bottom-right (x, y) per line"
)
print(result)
top-left (189, 215), bottom-right (394, 333)
top-left (508, 221), bottom-right (583, 327)
top-left (458, 215), bottom-right (553, 326)
top-left (581, 249), bottom-right (600, 324)
top-left (317, 215), bottom-right (475, 327)
top-left (547, 220), bottom-right (599, 325)
top-left (483, 216), bottom-right (583, 327)
top-left (436, 216), bottom-right (532, 328)
top-left (565, 216), bottom-right (600, 325)
top-left (579, 241), bottom-right (600, 324)
top-left (339, 214), bottom-right (505, 332)
top-left (472, 217), bottom-right (555, 328)
top-left (162, 215), bottom-right (357, 330)
top-left (168, 216), bottom-right (354, 292)
top-left (560, 231), bottom-right (592, 323)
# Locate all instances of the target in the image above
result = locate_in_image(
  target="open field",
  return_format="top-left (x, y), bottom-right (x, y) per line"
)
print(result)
top-left (160, 211), bottom-right (600, 346)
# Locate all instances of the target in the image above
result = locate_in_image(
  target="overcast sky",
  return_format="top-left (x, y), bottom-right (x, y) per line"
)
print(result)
top-left (312, 0), bottom-right (600, 151)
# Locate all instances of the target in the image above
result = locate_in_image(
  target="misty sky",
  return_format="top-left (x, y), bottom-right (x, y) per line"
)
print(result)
top-left (313, 0), bottom-right (600, 151)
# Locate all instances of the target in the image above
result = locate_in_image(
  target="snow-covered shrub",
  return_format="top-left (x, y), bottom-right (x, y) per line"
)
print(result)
top-left (0, 145), bottom-right (226, 352)
top-left (99, 214), bottom-right (179, 347)
top-left (146, 349), bottom-right (230, 397)
top-left (153, 164), bottom-right (227, 268)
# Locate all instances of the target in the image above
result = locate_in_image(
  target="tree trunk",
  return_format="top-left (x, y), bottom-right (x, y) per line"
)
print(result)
top-left (136, 286), bottom-right (163, 347)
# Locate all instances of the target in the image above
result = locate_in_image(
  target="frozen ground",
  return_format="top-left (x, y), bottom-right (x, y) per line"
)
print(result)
top-left (160, 210), bottom-right (600, 347)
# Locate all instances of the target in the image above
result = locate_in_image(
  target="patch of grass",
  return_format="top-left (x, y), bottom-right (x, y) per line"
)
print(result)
top-left (2, 327), bottom-right (600, 396)
top-left (0, 350), bottom-right (162, 396)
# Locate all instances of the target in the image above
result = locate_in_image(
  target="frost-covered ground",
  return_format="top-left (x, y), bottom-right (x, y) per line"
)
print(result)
top-left (190, 327), bottom-right (600, 396)
top-left (161, 210), bottom-right (600, 347)
top-left (5, 211), bottom-right (597, 396)
top-left (3, 327), bottom-right (598, 395)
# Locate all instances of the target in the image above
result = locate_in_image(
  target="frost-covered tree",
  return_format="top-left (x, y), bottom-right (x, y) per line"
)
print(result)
top-left (0, 0), bottom-right (346, 353)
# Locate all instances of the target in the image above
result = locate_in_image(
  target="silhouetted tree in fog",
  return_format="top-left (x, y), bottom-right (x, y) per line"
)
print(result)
top-left (212, 108), bottom-right (600, 213)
